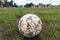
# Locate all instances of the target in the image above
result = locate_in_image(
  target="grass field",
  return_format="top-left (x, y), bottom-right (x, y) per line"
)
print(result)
top-left (0, 8), bottom-right (60, 40)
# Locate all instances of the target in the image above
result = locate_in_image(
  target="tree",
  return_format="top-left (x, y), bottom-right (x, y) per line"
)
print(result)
top-left (14, 3), bottom-right (17, 7)
top-left (58, 5), bottom-right (60, 7)
top-left (0, 0), bottom-right (2, 5)
top-left (46, 3), bottom-right (51, 8)
top-left (29, 3), bottom-right (33, 7)
top-left (24, 3), bottom-right (33, 7)
top-left (9, 0), bottom-right (13, 6)
top-left (39, 3), bottom-right (42, 5)
top-left (0, 0), bottom-right (17, 7)
top-left (4, 0), bottom-right (8, 7)
top-left (24, 3), bottom-right (29, 7)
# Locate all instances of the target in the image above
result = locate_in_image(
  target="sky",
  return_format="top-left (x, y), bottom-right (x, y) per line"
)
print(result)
top-left (8, 0), bottom-right (60, 5)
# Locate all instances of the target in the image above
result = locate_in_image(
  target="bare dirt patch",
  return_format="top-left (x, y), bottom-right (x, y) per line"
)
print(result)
top-left (0, 32), bottom-right (4, 40)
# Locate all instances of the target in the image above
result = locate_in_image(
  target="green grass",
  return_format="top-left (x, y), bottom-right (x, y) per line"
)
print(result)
top-left (0, 8), bottom-right (60, 40)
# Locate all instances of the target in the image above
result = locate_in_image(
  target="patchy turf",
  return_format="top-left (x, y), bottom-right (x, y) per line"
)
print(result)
top-left (0, 8), bottom-right (60, 40)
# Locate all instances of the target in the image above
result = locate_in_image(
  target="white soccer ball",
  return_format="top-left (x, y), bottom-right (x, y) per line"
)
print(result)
top-left (18, 14), bottom-right (42, 38)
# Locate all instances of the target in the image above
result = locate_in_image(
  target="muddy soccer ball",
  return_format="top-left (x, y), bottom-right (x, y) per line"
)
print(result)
top-left (18, 14), bottom-right (42, 38)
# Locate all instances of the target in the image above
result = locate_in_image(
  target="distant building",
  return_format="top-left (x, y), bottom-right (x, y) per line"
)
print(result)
top-left (0, 0), bottom-right (4, 8)
top-left (32, 4), bottom-right (37, 8)
top-left (8, 5), bottom-right (12, 8)
top-left (0, 4), bottom-right (3, 8)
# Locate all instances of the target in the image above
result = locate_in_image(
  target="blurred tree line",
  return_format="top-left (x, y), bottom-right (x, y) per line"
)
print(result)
top-left (0, 0), bottom-right (17, 7)
top-left (24, 3), bottom-right (33, 7)
top-left (24, 3), bottom-right (51, 8)
top-left (0, 0), bottom-right (60, 8)
top-left (20, 3), bottom-right (60, 8)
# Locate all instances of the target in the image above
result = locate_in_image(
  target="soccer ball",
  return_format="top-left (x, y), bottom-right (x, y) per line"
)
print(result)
top-left (18, 14), bottom-right (42, 38)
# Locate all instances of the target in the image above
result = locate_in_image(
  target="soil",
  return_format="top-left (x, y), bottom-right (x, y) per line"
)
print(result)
top-left (0, 32), bottom-right (4, 40)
